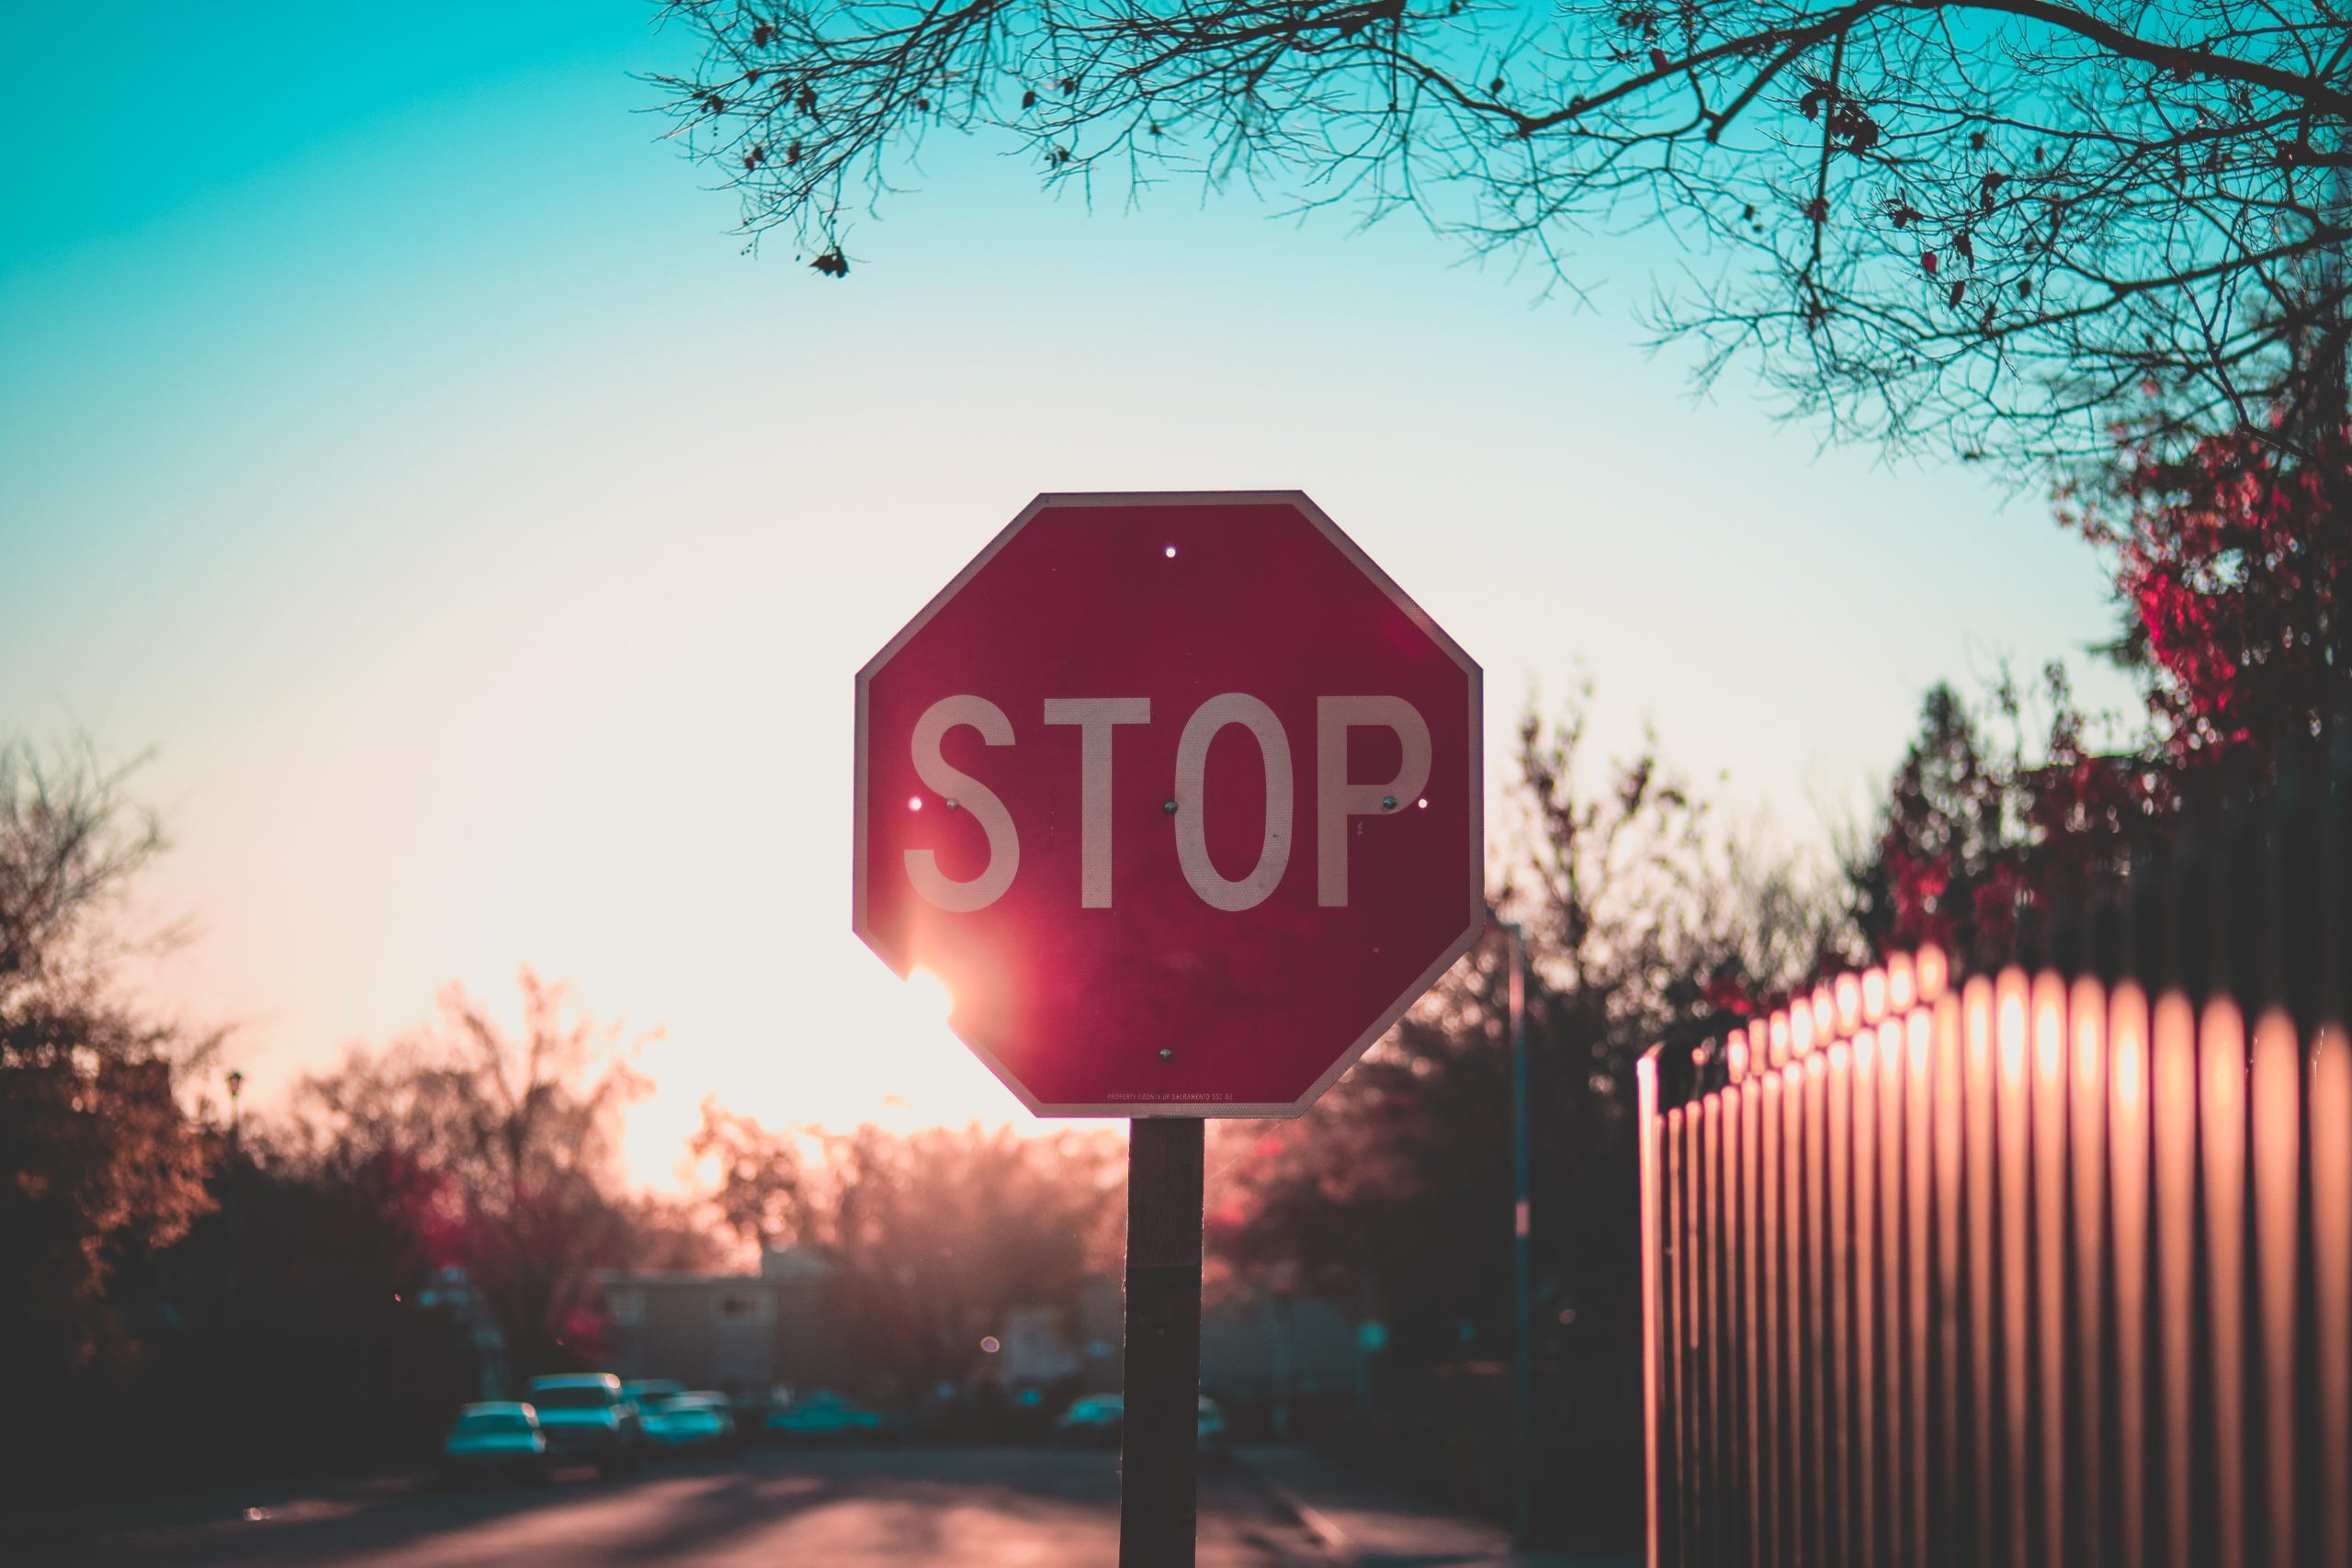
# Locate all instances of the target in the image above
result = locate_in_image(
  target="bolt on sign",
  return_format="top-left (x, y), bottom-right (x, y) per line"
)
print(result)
top-left (856, 492), bottom-right (1482, 1566)
top-left (854, 491), bottom-right (1485, 1117)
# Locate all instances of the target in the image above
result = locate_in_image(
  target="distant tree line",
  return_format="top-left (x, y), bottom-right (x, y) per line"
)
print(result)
top-left (0, 756), bottom-right (1122, 1507)
top-left (1852, 383), bottom-right (2349, 970)
top-left (6, 360), bottom-right (2342, 1525)
top-left (0, 893), bottom-right (716, 1506)
top-left (1181, 367), bottom-right (2344, 1550)
top-left (1200, 691), bottom-right (1846, 1548)
top-left (694, 1106), bottom-right (1124, 1402)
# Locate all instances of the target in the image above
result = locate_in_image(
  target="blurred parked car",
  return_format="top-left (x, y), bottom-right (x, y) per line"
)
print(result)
top-left (1052, 1393), bottom-right (1230, 1461)
top-left (641, 1391), bottom-right (740, 1455)
top-left (525, 1372), bottom-right (641, 1476)
top-left (764, 1389), bottom-right (897, 1444)
top-left (1195, 1397), bottom-right (1231, 1467)
top-left (1053, 1394), bottom-right (1124, 1448)
top-left (726, 1388), bottom-right (776, 1435)
top-left (621, 1379), bottom-right (684, 1410)
top-left (440, 1402), bottom-right (549, 1485)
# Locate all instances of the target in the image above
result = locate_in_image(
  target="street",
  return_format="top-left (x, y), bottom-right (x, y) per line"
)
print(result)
top-left (36, 1449), bottom-right (1334, 1568)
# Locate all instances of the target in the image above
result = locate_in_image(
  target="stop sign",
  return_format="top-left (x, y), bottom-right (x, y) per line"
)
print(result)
top-left (854, 492), bottom-right (1483, 1116)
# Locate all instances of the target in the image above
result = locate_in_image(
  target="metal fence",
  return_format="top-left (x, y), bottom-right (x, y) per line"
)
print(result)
top-left (1638, 930), bottom-right (2352, 1568)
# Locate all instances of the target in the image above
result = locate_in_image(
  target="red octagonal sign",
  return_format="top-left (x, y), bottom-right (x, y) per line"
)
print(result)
top-left (854, 492), bottom-right (1483, 1116)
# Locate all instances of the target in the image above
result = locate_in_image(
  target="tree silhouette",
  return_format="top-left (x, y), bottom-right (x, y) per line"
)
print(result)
top-left (1844, 671), bottom-right (2175, 965)
top-left (0, 737), bottom-right (215, 1377)
top-left (656, 0), bottom-right (2351, 466)
top-left (808, 1120), bottom-right (1123, 1396)
top-left (1204, 694), bottom-right (1839, 1540)
top-left (2070, 413), bottom-right (2352, 760)
top-left (291, 969), bottom-right (657, 1375)
top-left (691, 1098), bottom-right (808, 1255)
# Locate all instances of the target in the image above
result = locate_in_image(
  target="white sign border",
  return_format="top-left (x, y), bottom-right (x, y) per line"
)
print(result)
top-left (854, 490), bottom-right (1485, 1119)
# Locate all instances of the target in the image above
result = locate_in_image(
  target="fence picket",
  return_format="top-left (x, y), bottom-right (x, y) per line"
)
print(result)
top-left (1634, 801), bottom-right (2352, 1568)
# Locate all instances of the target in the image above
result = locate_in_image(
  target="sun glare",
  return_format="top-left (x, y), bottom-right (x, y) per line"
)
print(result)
top-left (906, 965), bottom-right (956, 1024)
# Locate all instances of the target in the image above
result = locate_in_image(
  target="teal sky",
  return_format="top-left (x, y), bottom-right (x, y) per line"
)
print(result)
top-left (1, 3), bottom-right (2136, 1182)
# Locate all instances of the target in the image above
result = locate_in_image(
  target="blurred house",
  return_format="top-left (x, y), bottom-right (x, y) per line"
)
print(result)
top-left (1200, 1290), bottom-right (1360, 1406)
top-left (416, 1265), bottom-right (509, 1400)
top-left (599, 1250), bottom-right (1367, 1426)
top-left (1076, 1276), bottom-right (1122, 1391)
top-left (984, 1274), bottom-right (1363, 1411)
top-left (995, 1304), bottom-right (1083, 1387)
top-left (599, 1247), bottom-right (849, 1402)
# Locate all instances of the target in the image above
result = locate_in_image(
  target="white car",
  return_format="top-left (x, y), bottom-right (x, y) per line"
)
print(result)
top-left (622, 1378), bottom-right (685, 1410)
top-left (525, 1373), bottom-right (641, 1477)
top-left (1052, 1393), bottom-right (1227, 1461)
top-left (440, 1402), bottom-right (549, 1484)
top-left (1053, 1394), bottom-right (1124, 1447)
top-left (641, 1391), bottom-right (739, 1454)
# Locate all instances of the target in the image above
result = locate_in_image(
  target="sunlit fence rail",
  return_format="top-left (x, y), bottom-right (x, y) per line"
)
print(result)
top-left (1637, 801), bottom-right (2352, 1568)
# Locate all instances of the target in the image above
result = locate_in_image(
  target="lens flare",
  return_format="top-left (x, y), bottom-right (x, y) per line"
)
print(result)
top-left (906, 966), bottom-right (956, 1023)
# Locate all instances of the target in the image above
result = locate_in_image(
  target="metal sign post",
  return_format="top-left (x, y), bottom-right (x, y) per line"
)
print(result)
top-left (853, 492), bottom-right (1484, 1563)
top-left (852, 492), bottom-right (1486, 1120)
top-left (1507, 924), bottom-right (1532, 1547)
top-left (1119, 1119), bottom-right (1204, 1566)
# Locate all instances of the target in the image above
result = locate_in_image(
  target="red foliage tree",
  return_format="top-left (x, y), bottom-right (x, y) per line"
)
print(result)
top-left (1848, 672), bottom-right (2168, 968)
top-left (1859, 389), bottom-right (2346, 963)
top-left (2072, 416), bottom-right (2352, 762)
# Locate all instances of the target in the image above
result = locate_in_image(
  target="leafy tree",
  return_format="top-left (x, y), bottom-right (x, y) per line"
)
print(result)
top-left (289, 969), bottom-right (656, 1375)
top-left (809, 1122), bottom-right (1122, 1395)
top-left (1212, 696), bottom-right (1837, 1331)
top-left (0, 738), bottom-right (214, 1378)
top-left (1853, 377), bottom-right (2346, 962)
top-left (21, 967), bottom-right (723, 1502)
top-left (656, 0), bottom-right (2352, 464)
top-left (1204, 694), bottom-right (1839, 1540)
top-left (691, 1097), bottom-right (807, 1256)
top-left (109, 1138), bottom-right (481, 1491)
top-left (2069, 415), bottom-right (2352, 761)
top-left (696, 1111), bottom-right (1123, 1395)
top-left (1845, 671), bottom-right (2168, 966)
top-left (614, 1188), bottom-right (739, 1272)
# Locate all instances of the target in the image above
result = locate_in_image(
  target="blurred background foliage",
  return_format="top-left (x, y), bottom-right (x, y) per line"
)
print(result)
top-left (4, 384), bottom-right (2346, 1536)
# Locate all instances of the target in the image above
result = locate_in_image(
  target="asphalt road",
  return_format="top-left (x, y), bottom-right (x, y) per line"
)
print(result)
top-left (43, 1448), bottom-right (1332, 1567)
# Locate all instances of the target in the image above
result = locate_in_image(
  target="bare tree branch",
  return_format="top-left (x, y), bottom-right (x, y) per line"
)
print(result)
top-left (652, 0), bottom-right (2352, 468)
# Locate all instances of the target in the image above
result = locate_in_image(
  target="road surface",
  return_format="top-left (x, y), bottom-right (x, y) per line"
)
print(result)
top-left (40, 1448), bottom-right (1331, 1567)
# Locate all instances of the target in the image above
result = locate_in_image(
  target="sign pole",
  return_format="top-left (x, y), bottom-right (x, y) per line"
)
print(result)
top-left (1120, 1116), bottom-right (1204, 1567)
top-left (1508, 923), bottom-right (1532, 1546)
top-left (855, 494), bottom-right (1481, 1556)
